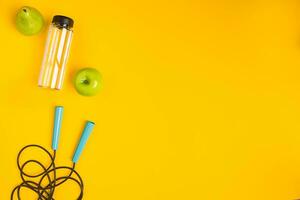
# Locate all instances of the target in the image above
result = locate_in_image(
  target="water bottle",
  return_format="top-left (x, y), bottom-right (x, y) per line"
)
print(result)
top-left (38, 15), bottom-right (74, 90)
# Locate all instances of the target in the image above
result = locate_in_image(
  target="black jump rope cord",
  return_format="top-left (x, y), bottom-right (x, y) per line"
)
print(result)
top-left (11, 144), bottom-right (84, 200)
top-left (11, 107), bottom-right (95, 199)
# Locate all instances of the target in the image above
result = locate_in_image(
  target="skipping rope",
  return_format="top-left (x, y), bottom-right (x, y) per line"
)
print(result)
top-left (11, 106), bottom-right (95, 200)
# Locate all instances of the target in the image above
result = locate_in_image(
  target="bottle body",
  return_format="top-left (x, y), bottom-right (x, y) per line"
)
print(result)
top-left (38, 17), bottom-right (73, 90)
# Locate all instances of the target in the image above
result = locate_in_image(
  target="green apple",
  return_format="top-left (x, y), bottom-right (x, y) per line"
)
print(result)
top-left (74, 68), bottom-right (102, 96)
top-left (16, 6), bottom-right (44, 36)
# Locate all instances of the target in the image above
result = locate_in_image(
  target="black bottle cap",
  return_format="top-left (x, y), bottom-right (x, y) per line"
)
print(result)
top-left (52, 15), bottom-right (74, 29)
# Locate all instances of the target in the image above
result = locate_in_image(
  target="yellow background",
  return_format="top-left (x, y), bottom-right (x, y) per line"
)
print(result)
top-left (1, 0), bottom-right (300, 199)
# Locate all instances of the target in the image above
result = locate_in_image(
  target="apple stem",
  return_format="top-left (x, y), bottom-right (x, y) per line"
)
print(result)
top-left (83, 80), bottom-right (89, 84)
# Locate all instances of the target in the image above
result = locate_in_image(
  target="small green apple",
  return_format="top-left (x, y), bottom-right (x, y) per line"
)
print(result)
top-left (16, 6), bottom-right (44, 36)
top-left (74, 68), bottom-right (102, 96)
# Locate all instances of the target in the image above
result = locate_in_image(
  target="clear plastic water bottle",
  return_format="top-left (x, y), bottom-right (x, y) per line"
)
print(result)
top-left (38, 15), bottom-right (74, 90)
